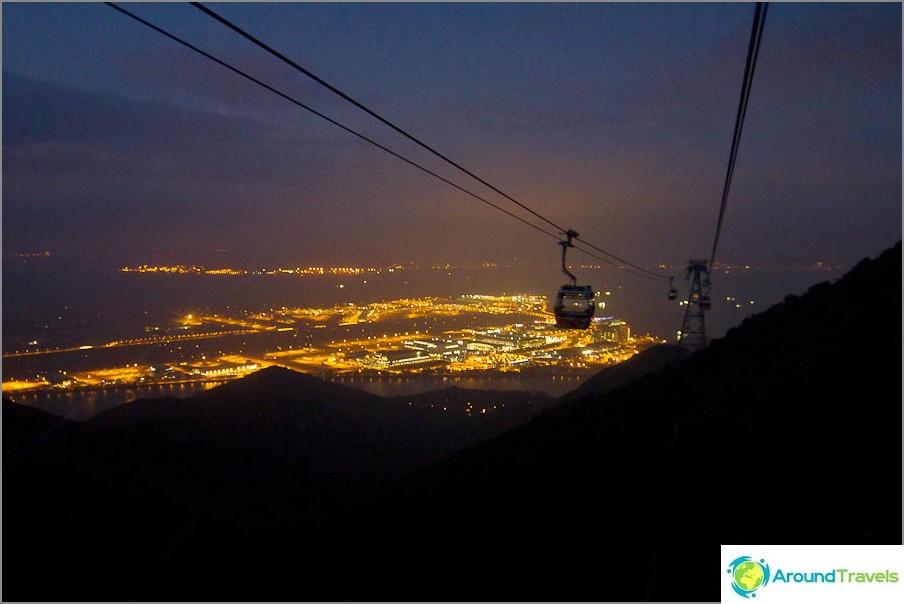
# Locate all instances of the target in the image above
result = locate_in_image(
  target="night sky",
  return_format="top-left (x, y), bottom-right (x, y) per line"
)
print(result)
top-left (3, 2), bottom-right (901, 273)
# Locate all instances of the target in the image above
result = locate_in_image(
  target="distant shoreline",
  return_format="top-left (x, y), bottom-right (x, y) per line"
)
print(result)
top-left (4, 368), bottom-right (594, 420)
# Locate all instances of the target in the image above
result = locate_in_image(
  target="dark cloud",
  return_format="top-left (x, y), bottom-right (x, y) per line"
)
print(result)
top-left (2, 3), bottom-right (900, 272)
top-left (4, 73), bottom-right (316, 157)
top-left (1, 74), bottom-right (502, 265)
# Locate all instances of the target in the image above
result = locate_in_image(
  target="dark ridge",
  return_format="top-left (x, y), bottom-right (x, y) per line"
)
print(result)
top-left (188, 363), bottom-right (378, 405)
top-left (2, 397), bottom-right (75, 465)
top-left (2, 241), bottom-right (899, 602)
top-left (3, 364), bottom-right (558, 601)
top-left (323, 241), bottom-right (902, 601)
top-left (88, 395), bottom-right (188, 428)
top-left (560, 342), bottom-right (693, 402)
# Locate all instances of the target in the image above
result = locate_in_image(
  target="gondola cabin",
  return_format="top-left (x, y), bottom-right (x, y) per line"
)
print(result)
top-left (554, 284), bottom-right (595, 329)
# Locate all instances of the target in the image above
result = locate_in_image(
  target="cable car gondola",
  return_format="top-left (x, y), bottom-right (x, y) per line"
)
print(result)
top-left (555, 284), bottom-right (595, 329)
top-left (553, 230), bottom-right (595, 329)
top-left (668, 277), bottom-right (678, 301)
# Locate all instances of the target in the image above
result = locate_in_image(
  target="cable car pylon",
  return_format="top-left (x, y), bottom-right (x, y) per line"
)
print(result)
top-left (677, 259), bottom-right (710, 350)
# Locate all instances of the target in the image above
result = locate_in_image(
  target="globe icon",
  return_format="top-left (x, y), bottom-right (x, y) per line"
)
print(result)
top-left (733, 560), bottom-right (765, 592)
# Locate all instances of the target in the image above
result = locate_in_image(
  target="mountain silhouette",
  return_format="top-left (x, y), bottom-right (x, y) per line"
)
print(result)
top-left (3, 241), bottom-right (900, 601)
top-left (326, 241), bottom-right (901, 601)
top-left (561, 342), bottom-right (692, 402)
top-left (3, 364), bottom-right (557, 601)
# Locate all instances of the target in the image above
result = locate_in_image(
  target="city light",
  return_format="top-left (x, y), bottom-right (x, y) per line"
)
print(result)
top-left (2, 292), bottom-right (657, 397)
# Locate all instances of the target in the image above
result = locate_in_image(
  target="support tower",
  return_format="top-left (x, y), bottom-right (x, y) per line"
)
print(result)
top-left (678, 259), bottom-right (710, 350)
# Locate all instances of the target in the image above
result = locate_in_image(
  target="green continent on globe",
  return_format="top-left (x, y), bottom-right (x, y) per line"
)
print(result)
top-left (734, 561), bottom-right (764, 591)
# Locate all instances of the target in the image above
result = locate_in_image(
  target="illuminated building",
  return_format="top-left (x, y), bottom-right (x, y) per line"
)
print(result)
top-left (404, 338), bottom-right (468, 361)
top-left (197, 363), bottom-right (259, 377)
top-left (470, 330), bottom-right (547, 352)
top-left (358, 349), bottom-right (439, 369)
top-left (592, 318), bottom-right (631, 343)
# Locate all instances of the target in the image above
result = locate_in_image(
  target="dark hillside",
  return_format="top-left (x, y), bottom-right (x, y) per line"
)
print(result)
top-left (2, 242), bottom-right (899, 602)
top-left (561, 342), bottom-right (692, 402)
top-left (2, 367), bottom-right (556, 601)
top-left (321, 242), bottom-right (902, 601)
top-left (3, 397), bottom-right (76, 462)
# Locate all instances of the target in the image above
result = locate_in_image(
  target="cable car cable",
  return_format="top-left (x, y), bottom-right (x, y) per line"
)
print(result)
top-left (106, 2), bottom-right (663, 282)
top-left (572, 236), bottom-right (669, 280)
top-left (677, 3), bottom-right (766, 345)
top-left (190, 1), bottom-right (670, 283)
top-left (709, 2), bottom-right (768, 270)
top-left (105, 2), bottom-right (567, 245)
top-left (191, 1), bottom-right (567, 235)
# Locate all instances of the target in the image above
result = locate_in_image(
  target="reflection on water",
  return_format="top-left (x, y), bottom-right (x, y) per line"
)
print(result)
top-left (6, 374), bottom-right (586, 421)
top-left (5, 381), bottom-right (227, 421)
top-left (333, 373), bottom-right (585, 398)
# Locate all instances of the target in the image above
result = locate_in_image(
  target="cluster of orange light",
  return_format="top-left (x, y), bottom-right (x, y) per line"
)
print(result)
top-left (122, 264), bottom-right (388, 276)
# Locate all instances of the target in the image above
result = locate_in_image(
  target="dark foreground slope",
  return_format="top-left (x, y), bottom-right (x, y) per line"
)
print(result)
top-left (561, 342), bottom-right (692, 402)
top-left (320, 241), bottom-right (901, 601)
top-left (3, 243), bottom-right (900, 601)
top-left (3, 371), bottom-right (555, 601)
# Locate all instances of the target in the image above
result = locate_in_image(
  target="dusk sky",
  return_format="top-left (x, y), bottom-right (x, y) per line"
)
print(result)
top-left (3, 2), bottom-right (901, 273)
